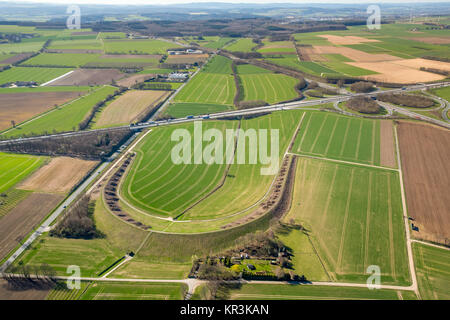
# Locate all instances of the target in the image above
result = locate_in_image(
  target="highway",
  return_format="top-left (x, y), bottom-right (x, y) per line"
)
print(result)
top-left (1, 80), bottom-right (448, 147)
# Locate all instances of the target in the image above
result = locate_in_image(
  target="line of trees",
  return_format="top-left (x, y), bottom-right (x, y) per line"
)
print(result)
top-left (135, 82), bottom-right (172, 90)
top-left (2, 263), bottom-right (58, 290)
top-left (0, 128), bottom-right (133, 160)
top-left (350, 81), bottom-right (375, 93)
top-left (378, 93), bottom-right (435, 108)
top-left (50, 195), bottom-right (103, 239)
top-left (78, 87), bottom-right (127, 130)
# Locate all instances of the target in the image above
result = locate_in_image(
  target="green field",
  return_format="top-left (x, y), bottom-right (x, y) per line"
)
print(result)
top-left (0, 152), bottom-right (44, 193)
top-left (120, 110), bottom-right (303, 225)
top-left (104, 39), bottom-right (181, 54)
top-left (0, 41), bottom-right (46, 54)
top-left (121, 120), bottom-right (237, 217)
top-left (413, 243), bottom-right (450, 300)
top-left (284, 157), bottom-right (410, 284)
top-left (99, 32), bottom-right (127, 39)
top-left (292, 112), bottom-right (382, 166)
top-left (0, 67), bottom-right (72, 85)
top-left (164, 102), bottom-right (233, 118)
top-left (46, 282), bottom-right (89, 300)
top-left (265, 55), bottom-right (341, 77)
top-left (429, 86), bottom-right (450, 101)
top-left (169, 55), bottom-right (235, 109)
top-left (180, 110), bottom-right (303, 221)
top-left (277, 228), bottom-right (329, 281)
top-left (47, 39), bottom-right (103, 51)
top-left (225, 38), bottom-right (257, 52)
top-left (321, 61), bottom-right (377, 76)
top-left (174, 72), bottom-right (235, 105)
top-left (228, 284), bottom-right (416, 300)
top-left (2, 86), bottom-right (117, 138)
top-left (202, 37), bottom-right (234, 49)
top-left (265, 55), bottom-right (305, 71)
top-left (239, 71), bottom-right (300, 104)
top-left (80, 282), bottom-right (186, 300)
top-left (236, 64), bottom-right (270, 74)
top-left (203, 55), bottom-right (233, 74)
top-left (22, 53), bottom-right (101, 67)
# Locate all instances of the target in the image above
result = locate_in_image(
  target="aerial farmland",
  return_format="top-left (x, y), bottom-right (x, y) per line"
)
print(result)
top-left (0, 1), bottom-right (448, 307)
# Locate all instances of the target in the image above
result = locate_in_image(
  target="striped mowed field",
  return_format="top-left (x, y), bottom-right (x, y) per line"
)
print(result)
top-left (174, 72), bottom-right (235, 105)
top-left (174, 55), bottom-right (235, 107)
top-left (292, 112), bottom-right (381, 166)
top-left (121, 110), bottom-right (304, 220)
top-left (285, 157), bottom-right (410, 285)
top-left (80, 282), bottom-right (186, 300)
top-left (238, 64), bottom-right (300, 105)
top-left (121, 120), bottom-right (238, 217)
top-left (413, 242), bottom-right (450, 300)
top-left (180, 110), bottom-right (304, 220)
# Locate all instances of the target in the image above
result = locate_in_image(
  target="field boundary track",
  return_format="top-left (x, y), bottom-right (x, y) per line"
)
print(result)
top-left (40, 70), bottom-right (74, 86)
top-left (287, 152), bottom-right (398, 172)
top-left (394, 123), bottom-right (419, 295)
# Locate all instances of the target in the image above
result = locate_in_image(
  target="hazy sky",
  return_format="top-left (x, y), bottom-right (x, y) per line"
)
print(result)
top-left (3, 0), bottom-right (450, 5)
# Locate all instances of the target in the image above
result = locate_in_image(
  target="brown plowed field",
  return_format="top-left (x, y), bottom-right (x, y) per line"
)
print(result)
top-left (380, 120), bottom-right (396, 168)
top-left (116, 74), bottom-right (154, 88)
top-left (0, 53), bottom-right (33, 64)
top-left (18, 157), bottom-right (97, 194)
top-left (397, 121), bottom-right (450, 245)
top-left (94, 90), bottom-right (169, 127)
top-left (391, 58), bottom-right (450, 72)
top-left (318, 35), bottom-right (380, 45)
top-left (0, 91), bottom-right (85, 131)
top-left (299, 47), bottom-right (326, 62)
top-left (49, 68), bottom-right (124, 86)
top-left (0, 280), bottom-right (50, 300)
top-left (349, 61), bottom-right (445, 84)
top-left (0, 193), bottom-right (63, 260)
top-left (313, 46), bottom-right (400, 62)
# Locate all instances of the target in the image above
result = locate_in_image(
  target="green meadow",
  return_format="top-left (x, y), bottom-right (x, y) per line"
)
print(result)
top-left (292, 112), bottom-right (381, 166)
top-left (0, 67), bottom-right (72, 85)
top-left (284, 157), bottom-right (410, 285)
top-left (413, 242), bottom-right (450, 300)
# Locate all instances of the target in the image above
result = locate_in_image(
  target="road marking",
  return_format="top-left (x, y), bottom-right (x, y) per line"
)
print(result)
top-left (40, 70), bottom-right (74, 86)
